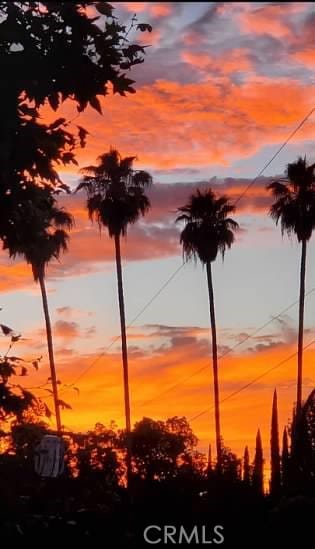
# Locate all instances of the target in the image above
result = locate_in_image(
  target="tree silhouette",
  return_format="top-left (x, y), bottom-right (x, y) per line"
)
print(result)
top-left (253, 429), bottom-right (264, 496)
top-left (270, 389), bottom-right (281, 496)
top-left (0, 2), bottom-right (150, 188)
top-left (130, 416), bottom-right (198, 482)
top-left (221, 445), bottom-right (242, 482)
top-left (3, 184), bottom-right (73, 432)
top-left (176, 188), bottom-right (238, 471)
top-left (290, 388), bottom-right (315, 489)
top-left (77, 148), bottom-right (152, 483)
top-left (0, 2), bottom-right (151, 268)
top-left (0, 322), bottom-right (45, 426)
top-left (243, 446), bottom-right (250, 485)
top-left (282, 427), bottom-right (290, 491)
top-left (267, 157), bottom-right (315, 414)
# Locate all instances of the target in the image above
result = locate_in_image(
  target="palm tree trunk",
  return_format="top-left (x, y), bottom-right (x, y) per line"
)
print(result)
top-left (39, 273), bottom-right (62, 433)
top-left (297, 239), bottom-right (307, 416)
top-left (114, 234), bottom-right (132, 485)
top-left (206, 261), bottom-right (222, 473)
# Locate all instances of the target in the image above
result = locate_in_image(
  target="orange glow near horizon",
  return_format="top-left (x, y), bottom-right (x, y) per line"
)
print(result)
top-left (28, 337), bottom-right (315, 470)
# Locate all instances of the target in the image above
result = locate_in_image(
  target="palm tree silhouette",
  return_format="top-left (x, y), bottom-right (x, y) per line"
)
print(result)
top-left (3, 184), bottom-right (73, 432)
top-left (176, 188), bottom-right (238, 471)
top-left (267, 157), bottom-right (315, 415)
top-left (77, 148), bottom-right (152, 482)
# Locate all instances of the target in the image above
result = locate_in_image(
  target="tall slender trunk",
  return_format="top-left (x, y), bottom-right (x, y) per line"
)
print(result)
top-left (39, 273), bottom-right (62, 433)
top-left (114, 234), bottom-right (132, 485)
top-left (206, 261), bottom-right (222, 473)
top-left (296, 239), bottom-right (307, 416)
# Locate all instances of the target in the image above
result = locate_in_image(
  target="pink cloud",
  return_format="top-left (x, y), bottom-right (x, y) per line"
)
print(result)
top-left (238, 3), bottom-right (308, 37)
top-left (120, 2), bottom-right (149, 13)
top-left (118, 2), bottom-right (173, 17)
top-left (182, 48), bottom-right (252, 74)
top-left (150, 3), bottom-right (172, 17)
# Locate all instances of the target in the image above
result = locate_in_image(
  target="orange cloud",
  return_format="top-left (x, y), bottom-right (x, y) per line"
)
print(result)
top-left (150, 3), bottom-right (172, 17)
top-left (40, 76), bottom-right (314, 171)
top-left (182, 49), bottom-right (252, 74)
top-left (293, 48), bottom-right (315, 69)
top-left (238, 3), bottom-right (307, 37)
top-left (0, 261), bottom-right (34, 293)
top-left (120, 2), bottom-right (173, 16)
top-left (120, 2), bottom-right (149, 13)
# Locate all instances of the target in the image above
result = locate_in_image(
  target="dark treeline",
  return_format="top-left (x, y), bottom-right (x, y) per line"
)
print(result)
top-left (1, 389), bottom-right (315, 545)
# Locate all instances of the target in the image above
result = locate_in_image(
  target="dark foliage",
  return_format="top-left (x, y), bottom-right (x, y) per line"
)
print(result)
top-left (176, 188), bottom-right (239, 264)
top-left (77, 148), bottom-right (152, 237)
top-left (270, 390), bottom-right (281, 497)
top-left (267, 156), bottom-right (315, 242)
top-left (252, 429), bottom-right (264, 496)
top-left (0, 2), bottom-right (150, 244)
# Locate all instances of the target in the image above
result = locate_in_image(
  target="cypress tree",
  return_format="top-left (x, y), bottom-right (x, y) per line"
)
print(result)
top-left (282, 426), bottom-right (290, 490)
top-left (253, 429), bottom-right (264, 495)
top-left (270, 389), bottom-right (281, 496)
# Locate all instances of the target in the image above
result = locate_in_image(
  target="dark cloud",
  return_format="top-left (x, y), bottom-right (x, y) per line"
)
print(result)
top-left (55, 347), bottom-right (75, 357)
top-left (142, 323), bottom-right (209, 338)
top-left (127, 323), bottom-right (232, 358)
top-left (54, 320), bottom-right (80, 339)
top-left (85, 326), bottom-right (96, 338)
top-left (56, 306), bottom-right (72, 315)
top-left (246, 314), bottom-right (298, 353)
top-left (145, 177), bottom-right (273, 224)
top-left (130, 46), bottom-right (200, 86)
top-left (185, 2), bottom-right (226, 37)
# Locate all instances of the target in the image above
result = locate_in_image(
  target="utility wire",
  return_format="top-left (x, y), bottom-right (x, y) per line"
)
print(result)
top-left (188, 338), bottom-right (315, 423)
top-left (234, 107), bottom-right (315, 205)
top-left (60, 262), bottom-right (186, 392)
top-left (135, 288), bottom-right (315, 409)
top-left (57, 107), bottom-right (315, 396)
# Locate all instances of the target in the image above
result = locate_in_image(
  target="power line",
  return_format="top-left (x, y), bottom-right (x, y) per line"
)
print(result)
top-left (234, 107), bottom-right (315, 206)
top-left (134, 288), bottom-right (315, 410)
top-left (60, 262), bottom-right (186, 392)
top-left (61, 106), bottom-right (315, 393)
top-left (188, 338), bottom-right (315, 423)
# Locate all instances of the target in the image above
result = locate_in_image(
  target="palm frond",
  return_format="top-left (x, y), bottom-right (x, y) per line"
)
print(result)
top-left (177, 187), bottom-right (238, 264)
top-left (51, 208), bottom-right (74, 229)
top-left (3, 183), bottom-right (73, 282)
top-left (267, 181), bottom-right (290, 197)
top-left (267, 156), bottom-right (315, 242)
top-left (78, 149), bottom-right (152, 237)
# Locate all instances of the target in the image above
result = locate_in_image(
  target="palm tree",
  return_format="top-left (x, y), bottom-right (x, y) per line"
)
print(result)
top-left (77, 148), bottom-right (152, 482)
top-left (3, 184), bottom-right (73, 432)
top-left (267, 157), bottom-right (315, 415)
top-left (176, 188), bottom-right (238, 472)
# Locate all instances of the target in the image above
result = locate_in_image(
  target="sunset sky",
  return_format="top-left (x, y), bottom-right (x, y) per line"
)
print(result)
top-left (2, 2), bottom-right (315, 466)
